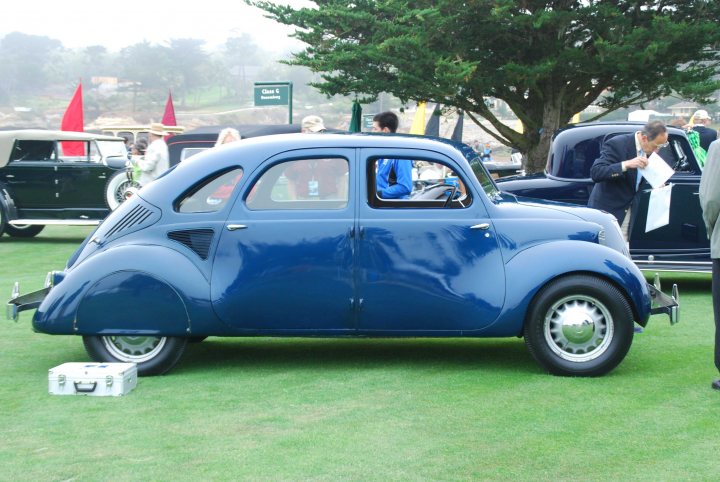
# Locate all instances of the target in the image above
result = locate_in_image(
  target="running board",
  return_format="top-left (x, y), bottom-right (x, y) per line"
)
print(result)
top-left (9, 219), bottom-right (101, 226)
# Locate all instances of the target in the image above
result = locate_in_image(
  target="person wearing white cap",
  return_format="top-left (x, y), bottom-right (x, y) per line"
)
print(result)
top-left (692, 109), bottom-right (718, 151)
top-left (135, 122), bottom-right (169, 186)
top-left (301, 115), bottom-right (326, 133)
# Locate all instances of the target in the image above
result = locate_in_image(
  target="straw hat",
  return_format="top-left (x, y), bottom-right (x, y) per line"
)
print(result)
top-left (301, 115), bottom-right (326, 133)
top-left (693, 109), bottom-right (710, 120)
top-left (149, 123), bottom-right (167, 136)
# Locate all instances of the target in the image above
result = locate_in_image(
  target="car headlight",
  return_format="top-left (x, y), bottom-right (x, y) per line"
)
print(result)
top-left (44, 270), bottom-right (65, 289)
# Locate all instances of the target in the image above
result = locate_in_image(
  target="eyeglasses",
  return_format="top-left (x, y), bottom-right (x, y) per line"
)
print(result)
top-left (652, 141), bottom-right (669, 149)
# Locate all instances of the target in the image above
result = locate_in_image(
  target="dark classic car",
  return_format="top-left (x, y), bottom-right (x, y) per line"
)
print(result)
top-left (0, 130), bottom-right (131, 237)
top-left (496, 122), bottom-right (709, 272)
top-left (167, 124), bottom-right (302, 166)
top-left (8, 133), bottom-right (678, 377)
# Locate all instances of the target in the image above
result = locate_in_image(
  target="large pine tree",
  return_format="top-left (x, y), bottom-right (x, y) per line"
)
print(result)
top-left (251, 0), bottom-right (720, 172)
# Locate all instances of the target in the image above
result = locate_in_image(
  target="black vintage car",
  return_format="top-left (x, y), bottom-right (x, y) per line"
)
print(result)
top-left (167, 124), bottom-right (302, 166)
top-left (496, 122), bottom-right (708, 273)
top-left (0, 130), bottom-right (130, 237)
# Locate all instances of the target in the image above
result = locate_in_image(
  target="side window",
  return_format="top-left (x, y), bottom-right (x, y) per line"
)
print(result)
top-left (176, 167), bottom-right (244, 213)
top-left (9, 140), bottom-right (56, 162)
top-left (246, 157), bottom-right (349, 210)
top-left (551, 137), bottom-right (600, 179)
top-left (369, 158), bottom-right (472, 209)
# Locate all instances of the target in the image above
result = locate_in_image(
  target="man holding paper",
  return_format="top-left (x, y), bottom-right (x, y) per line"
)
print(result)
top-left (588, 120), bottom-right (669, 238)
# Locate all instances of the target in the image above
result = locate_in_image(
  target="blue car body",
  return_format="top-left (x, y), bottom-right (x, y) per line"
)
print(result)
top-left (9, 133), bottom-right (678, 376)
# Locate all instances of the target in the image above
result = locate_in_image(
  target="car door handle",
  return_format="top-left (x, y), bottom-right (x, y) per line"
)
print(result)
top-left (471, 223), bottom-right (490, 230)
top-left (226, 224), bottom-right (248, 231)
top-left (5, 174), bottom-right (14, 178)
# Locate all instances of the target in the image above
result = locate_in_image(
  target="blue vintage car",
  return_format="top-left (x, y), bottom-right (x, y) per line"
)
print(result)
top-left (8, 134), bottom-right (678, 376)
top-left (496, 122), bottom-right (708, 272)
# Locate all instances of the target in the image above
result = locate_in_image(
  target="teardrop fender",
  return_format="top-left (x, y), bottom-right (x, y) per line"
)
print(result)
top-left (32, 244), bottom-right (216, 336)
top-left (492, 240), bottom-right (651, 335)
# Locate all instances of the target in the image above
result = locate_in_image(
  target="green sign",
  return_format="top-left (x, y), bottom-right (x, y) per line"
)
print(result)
top-left (254, 85), bottom-right (290, 106)
top-left (362, 114), bottom-right (375, 131)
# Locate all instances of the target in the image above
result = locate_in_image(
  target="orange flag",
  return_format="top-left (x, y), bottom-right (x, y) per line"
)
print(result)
top-left (60, 82), bottom-right (84, 156)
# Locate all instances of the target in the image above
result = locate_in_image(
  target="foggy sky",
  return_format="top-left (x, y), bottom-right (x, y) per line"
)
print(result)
top-left (1, 0), bottom-right (308, 52)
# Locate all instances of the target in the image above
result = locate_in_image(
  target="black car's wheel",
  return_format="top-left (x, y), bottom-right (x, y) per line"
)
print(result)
top-left (4, 224), bottom-right (44, 238)
top-left (83, 335), bottom-right (187, 376)
top-left (0, 203), bottom-right (6, 236)
top-left (105, 171), bottom-right (141, 210)
top-left (524, 274), bottom-right (634, 377)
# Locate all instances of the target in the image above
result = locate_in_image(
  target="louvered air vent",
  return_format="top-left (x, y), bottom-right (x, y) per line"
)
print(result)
top-left (167, 229), bottom-right (214, 260)
top-left (105, 205), bottom-right (154, 238)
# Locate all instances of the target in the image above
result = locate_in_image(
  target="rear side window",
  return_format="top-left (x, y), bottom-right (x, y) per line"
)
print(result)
top-left (547, 136), bottom-right (601, 180)
top-left (246, 157), bottom-right (349, 210)
top-left (176, 168), bottom-right (244, 213)
top-left (9, 140), bottom-right (56, 162)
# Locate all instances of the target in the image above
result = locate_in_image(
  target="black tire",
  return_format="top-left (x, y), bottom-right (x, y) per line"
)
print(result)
top-left (105, 171), bottom-right (141, 211)
top-left (0, 202), bottom-right (6, 237)
top-left (83, 335), bottom-right (187, 376)
top-left (4, 224), bottom-right (44, 238)
top-left (523, 274), bottom-right (634, 377)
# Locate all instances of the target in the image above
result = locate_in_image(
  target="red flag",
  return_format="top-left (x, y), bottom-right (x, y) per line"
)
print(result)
top-left (60, 82), bottom-right (85, 156)
top-left (161, 90), bottom-right (176, 140)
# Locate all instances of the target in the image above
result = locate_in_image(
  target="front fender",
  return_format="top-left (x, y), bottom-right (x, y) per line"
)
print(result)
top-left (33, 244), bottom-right (216, 336)
top-left (494, 240), bottom-right (650, 336)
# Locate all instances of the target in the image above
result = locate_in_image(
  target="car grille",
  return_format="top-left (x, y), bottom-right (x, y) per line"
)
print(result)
top-left (167, 229), bottom-right (214, 260)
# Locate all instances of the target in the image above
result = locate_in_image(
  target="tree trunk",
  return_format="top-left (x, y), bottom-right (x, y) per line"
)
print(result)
top-left (524, 103), bottom-right (562, 174)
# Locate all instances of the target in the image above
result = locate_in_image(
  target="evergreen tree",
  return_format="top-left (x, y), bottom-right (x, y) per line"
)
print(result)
top-left (250, 0), bottom-right (720, 172)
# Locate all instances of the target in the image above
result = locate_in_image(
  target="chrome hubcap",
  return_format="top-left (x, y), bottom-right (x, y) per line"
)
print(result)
top-left (115, 181), bottom-right (140, 204)
top-left (102, 336), bottom-right (166, 363)
top-left (544, 295), bottom-right (613, 362)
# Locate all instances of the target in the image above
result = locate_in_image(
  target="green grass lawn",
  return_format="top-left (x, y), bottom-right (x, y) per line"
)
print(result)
top-left (1, 226), bottom-right (718, 481)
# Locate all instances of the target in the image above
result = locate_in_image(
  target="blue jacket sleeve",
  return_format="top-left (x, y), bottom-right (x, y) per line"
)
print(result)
top-left (381, 159), bottom-right (413, 199)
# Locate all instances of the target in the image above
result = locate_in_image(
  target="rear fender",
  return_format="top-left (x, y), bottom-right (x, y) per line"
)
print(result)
top-left (33, 244), bottom-right (216, 335)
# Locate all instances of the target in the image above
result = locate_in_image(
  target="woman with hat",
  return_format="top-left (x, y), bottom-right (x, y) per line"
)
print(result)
top-left (135, 123), bottom-right (169, 186)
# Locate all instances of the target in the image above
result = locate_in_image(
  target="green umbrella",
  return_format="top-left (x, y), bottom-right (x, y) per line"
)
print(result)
top-left (349, 101), bottom-right (362, 132)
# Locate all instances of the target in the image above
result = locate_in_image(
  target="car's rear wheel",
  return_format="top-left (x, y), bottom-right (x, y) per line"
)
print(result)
top-left (524, 274), bottom-right (634, 377)
top-left (5, 224), bottom-right (44, 238)
top-left (0, 203), bottom-right (6, 236)
top-left (83, 335), bottom-right (187, 376)
top-left (105, 171), bottom-right (142, 210)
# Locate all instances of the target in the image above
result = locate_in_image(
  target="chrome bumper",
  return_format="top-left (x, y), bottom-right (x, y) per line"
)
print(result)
top-left (6, 282), bottom-right (50, 322)
top-left (647, 280), bottom-right (679, 325)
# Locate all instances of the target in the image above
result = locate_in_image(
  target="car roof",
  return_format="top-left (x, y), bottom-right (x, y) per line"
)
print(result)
top-left (0, 129), bottom-right (124, 168)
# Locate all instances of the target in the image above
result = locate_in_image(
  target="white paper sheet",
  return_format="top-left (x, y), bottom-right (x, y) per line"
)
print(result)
top-left (645, 183), bottom-right (673, 232)
top-left (639, 152), bottom-right (674, 189)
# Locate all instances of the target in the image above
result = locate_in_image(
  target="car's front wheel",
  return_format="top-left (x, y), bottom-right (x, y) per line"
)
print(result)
top-left (105, 171), bottom-right (142, 210)
top-left (4, 224), bottom-right (44, 238)
top-left (83, 335), bottom-right (187, 376)
top-left (524, 274), bottom-right (634, 377)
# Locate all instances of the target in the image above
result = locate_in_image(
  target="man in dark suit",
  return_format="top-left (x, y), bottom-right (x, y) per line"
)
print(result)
top-left (588, 120), bottom-right (669, 237)
top-left (692, 109), bottom-right (718, 152)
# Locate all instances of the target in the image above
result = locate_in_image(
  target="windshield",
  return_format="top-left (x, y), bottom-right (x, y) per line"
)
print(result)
top-left (468, 156), bottom-right (500, 198)
top-left (97, 140), bottom-right (129, 159)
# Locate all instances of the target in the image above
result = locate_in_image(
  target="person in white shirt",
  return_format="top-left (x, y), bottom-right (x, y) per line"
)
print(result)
top-left (136, 123), bottom-right (169, 186)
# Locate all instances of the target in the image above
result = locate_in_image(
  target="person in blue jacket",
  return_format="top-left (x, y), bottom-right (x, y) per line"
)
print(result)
top-left (372, 111), bottom-right (413, 199)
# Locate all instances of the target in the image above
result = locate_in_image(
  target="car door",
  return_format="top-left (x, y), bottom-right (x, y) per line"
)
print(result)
top-left (210, 149), bottom-right (356, 332)
top-left (629, 136), bottom-right (708, 259)
top-left (356, 148), bottom-right (506, 333)
top-left (1, 140), bottom-right (58, 209)
top-left (54, 140), bottom-right (116, 209)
